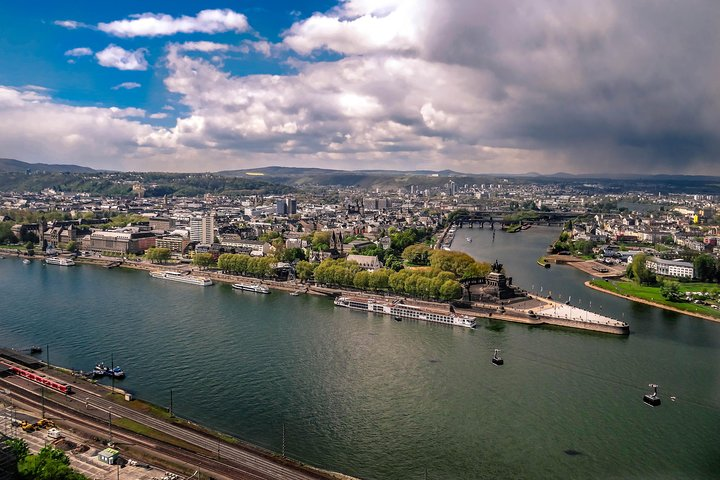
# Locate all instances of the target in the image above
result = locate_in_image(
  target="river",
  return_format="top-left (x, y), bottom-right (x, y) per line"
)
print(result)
top-left (1, 227), bottom-right (719, 479)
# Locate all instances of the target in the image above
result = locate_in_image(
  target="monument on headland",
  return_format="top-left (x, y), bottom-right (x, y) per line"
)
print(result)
top-left (464, 259), bottom-right (526, 302)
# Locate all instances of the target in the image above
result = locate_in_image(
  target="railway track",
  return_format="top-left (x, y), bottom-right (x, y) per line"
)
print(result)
top-left (0, 367), bottom-right (333, 480)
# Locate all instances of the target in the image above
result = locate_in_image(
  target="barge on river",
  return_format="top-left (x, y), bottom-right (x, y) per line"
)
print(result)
top-left (334, 295), bottom-right (476, 328)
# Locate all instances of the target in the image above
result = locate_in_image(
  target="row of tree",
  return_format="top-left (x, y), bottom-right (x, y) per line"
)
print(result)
top-left (401, 246), bottom-right (492, 279)
top-left (311, 258), bottom-right (464, 300)
top-left (216, 253), bottom-right (275, 278)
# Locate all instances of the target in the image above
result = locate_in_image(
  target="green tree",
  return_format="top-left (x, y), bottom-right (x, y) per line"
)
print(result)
top-left (368, 269), bottom-right (390, 291)
top-left (439, 279), bottom-right (464, 301)
top-left (65, 240), bottom-right (79, 252)
top-left (18, 446), bottom-right (88, 480)
top-left (279, 247), bottom-right (306, 263)
top-left (401, 244), bottom-right (431, 265)
top-left (0, 221), bottom-right (17, 244)
top-left (660, 281), bottom-right (683, 302)
top-left (144, 247), bottom-right (171, 264)
top-left (693, 254), bottom-right (716, 282)
top-left (295, 260), bottom-right (316, 282)
top-left (428, 250), bottom-right (479, 278)
top-left (631, 253), bottom-right (655, 285)
top-left (310, 231), bottom-right (332, 251)
top-left (3, 437), bottom-right (29, 461)
top-left (353, 270), bottom-right (370, 289)
top-left (193, 252), bottom-right (215, 270)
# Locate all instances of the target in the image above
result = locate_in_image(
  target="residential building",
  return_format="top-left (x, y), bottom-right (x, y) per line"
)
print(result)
top-left (646, 256), bottom-right (694, 279)
top-left (190, 214), bottom-right (215, 244)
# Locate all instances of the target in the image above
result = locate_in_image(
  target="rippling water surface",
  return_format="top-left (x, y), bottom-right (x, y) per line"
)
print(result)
top-left (1, 229), bottom-right (719, 479)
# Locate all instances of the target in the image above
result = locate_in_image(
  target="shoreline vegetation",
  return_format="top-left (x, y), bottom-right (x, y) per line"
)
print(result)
top-left (585, 279), bottom-right (720, 323)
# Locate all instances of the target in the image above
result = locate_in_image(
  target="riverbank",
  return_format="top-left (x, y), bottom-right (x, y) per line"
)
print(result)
top-left (585, 280), bottom-right (720, 324)
top-left (0, 350), bottom-right (354, 480)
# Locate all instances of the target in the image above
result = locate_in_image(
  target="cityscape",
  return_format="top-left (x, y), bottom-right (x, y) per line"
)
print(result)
top-left (1, 1), bottom-right (720, 480)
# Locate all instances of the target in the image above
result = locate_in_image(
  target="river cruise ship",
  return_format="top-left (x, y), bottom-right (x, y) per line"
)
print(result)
top-left (232, 283), bottom-right (270, 294)
top-left (44, 256), bottom-right (75, 266)
top-left (334, 295), bottom-right (476, 328)
top-left (149, 270), bottom-right (213, 286)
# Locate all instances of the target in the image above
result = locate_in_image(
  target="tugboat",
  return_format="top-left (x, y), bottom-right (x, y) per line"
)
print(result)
top-left (643, 384), bottom-right (661, 407)
top-left (491, 349), bottom-right (504, 366)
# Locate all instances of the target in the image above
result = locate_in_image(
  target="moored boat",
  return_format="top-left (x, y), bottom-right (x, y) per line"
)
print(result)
top-left (334, 295), bottom-right (476, 328)
top-left (232, 283), bottom-right (270, 294)
top-left (149, 270), bottom-right (212, 286)
top-left (93, 362), bottom-right (125, 379)
top-left (44, 256), bottom-right (75, 266)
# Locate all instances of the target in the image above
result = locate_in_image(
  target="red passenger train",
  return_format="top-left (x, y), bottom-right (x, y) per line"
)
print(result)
top-left (1, 362), bottom-right (73, 394)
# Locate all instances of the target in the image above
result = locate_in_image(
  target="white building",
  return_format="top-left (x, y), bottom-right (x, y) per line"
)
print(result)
top-left (190, 214), bottom-right (215, 244)
top-left (646, 256), bottom-right (694, 279)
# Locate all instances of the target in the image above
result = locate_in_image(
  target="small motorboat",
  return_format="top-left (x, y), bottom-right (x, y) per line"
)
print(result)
top-left (491, 349), bottom-right (504, 366)
top-left (643, 384), bottom-right (661, 407)
top-left (23, 259), bottom-right (31, 265)
top-left (94, 363), bottom-right (126, 379)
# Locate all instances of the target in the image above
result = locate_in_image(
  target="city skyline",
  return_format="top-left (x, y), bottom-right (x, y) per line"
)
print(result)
top-left (1, 1), bottom-right (718, 175)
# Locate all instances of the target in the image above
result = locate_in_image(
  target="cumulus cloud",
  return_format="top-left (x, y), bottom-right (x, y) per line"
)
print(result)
top-left (98, 9), bottom-right (250, 37)
top-left (64, 47), bottom-right (93, 57)
top-left (13, 1), bottom-right (720, 174)
top-left (283, 0), bottom-right (424, 55)
top-left (54, 20), bottom-right (88, 29)
top-left (0, 85), bottom-right (161, 169)
top-left (150, 112), bottom-right (168, 119)
top-left (96, 45), bottom-right (149, 71)
top-left (175, 41), bottom-right (231, 53)
top-left (112, 82), bottom-right (142, 90)
top-left (273, 0), bottom-right (720, 173)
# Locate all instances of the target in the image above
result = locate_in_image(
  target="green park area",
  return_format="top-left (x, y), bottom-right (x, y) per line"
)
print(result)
top-left (590, 279), bottom-right (720, 319)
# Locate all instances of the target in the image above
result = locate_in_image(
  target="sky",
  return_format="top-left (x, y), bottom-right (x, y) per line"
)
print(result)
top-left (0, 0), bottom-right (718, 174)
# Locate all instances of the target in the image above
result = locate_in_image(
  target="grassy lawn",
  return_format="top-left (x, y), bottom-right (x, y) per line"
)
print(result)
top-left (105, 392), bottom-right (239, 445)
top-left (112, 417), bottom-right (210, 453)
top-left (590, 279), bottom-right (720, 318)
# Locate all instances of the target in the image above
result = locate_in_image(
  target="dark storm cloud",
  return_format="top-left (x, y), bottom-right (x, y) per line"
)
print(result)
top-left (422, 0), bottom-right (720, 172)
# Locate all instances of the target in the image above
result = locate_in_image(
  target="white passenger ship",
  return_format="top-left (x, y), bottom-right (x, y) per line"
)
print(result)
top-left (149, 270), bottom-right (213, 286)
top-left (44, 256), bottom-right (76, 266)
top-left (334, 295), bottom-right (476, 328)
top-left (232, 283), bottom-right (270, 294)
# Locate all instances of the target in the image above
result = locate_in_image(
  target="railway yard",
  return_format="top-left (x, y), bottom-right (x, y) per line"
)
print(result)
top-left (0, 349), bottom-right (348, 480)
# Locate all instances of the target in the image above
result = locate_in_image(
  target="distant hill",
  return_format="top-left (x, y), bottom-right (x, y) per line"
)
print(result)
top-left (0, 158), bottom-right (97, 173)
top-left (217, 166), bottom-right (479, 188)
